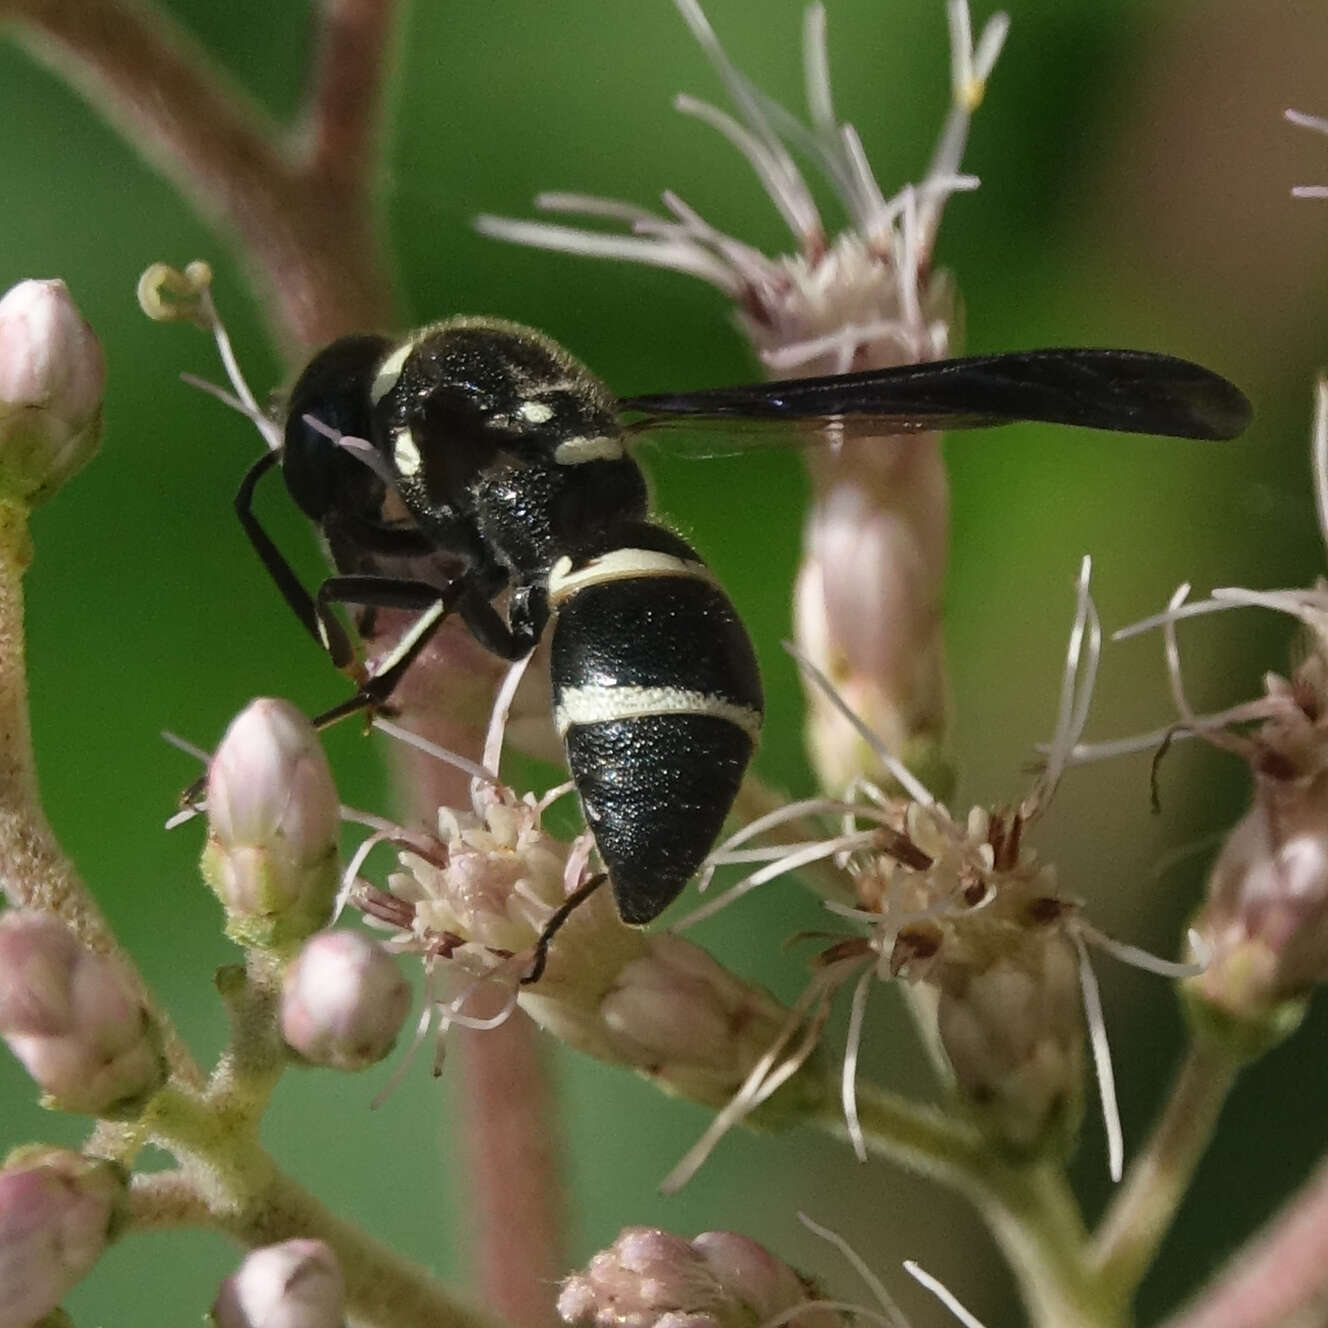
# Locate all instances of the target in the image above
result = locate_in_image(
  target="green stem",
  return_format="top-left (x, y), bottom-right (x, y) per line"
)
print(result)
top-left (1090, 1041), bottom-right (1240, 1292)
top-left (0, 499), bottom-right (202, 1089)
top-left (147, 1085), bottom-right (494, 1328)
top-left (127, 1170), bottom-right (210, 1230)
top-left (839, 1080), bottom-right (1126, 1327)
top-left (207, 956), bottom-right (287, 1121)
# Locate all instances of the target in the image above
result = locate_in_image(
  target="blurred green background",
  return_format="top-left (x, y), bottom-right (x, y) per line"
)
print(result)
top-left (1, 0), bottom-right (1327, 1323)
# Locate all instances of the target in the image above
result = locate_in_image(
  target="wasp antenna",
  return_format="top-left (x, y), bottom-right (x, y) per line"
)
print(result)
top-left (299, 412), bottom-right (397, 487)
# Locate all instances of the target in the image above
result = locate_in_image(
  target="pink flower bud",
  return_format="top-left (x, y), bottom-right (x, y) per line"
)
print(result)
top-left (212, 1239), bottom-right (344, 1328)
top-left (0, 911), bottom-right (166, 1116)
top-left (202, 699), bottom-right (341, 952)
top-left (689, 1232), bottom-right (831, 1326)
top-left (0, 1146), bottom-right (124, 1328)
top-left (280, 930), bottom-right (410, 1071)
top-left (794, 448), bottom-right (953, 797)
top-left (558, 1227), bottom-right (839, 1328)
top-left (599, 935), bottom-right (794, 1108)
top-left (0, 279), bottom-right (104, 505)
top-left (1186, 764), bottom-right (1328, 1042)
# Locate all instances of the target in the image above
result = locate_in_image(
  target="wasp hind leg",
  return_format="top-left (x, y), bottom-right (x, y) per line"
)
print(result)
top-left (521, 872), bottom-right (609, 985)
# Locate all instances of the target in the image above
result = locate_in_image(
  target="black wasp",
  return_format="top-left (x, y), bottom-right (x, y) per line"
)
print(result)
top-left (238, 316), bottom-right (1250, 979)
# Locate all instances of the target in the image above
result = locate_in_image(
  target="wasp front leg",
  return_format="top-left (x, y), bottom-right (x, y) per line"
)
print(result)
top-left (309, 574), bottom-right (468, 729)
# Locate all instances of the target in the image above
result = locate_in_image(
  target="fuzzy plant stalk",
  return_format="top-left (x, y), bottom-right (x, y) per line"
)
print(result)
top-left (0, 278), bottom-right (511, 1324)
top-left (0, 0), bottom-right (568, 1320)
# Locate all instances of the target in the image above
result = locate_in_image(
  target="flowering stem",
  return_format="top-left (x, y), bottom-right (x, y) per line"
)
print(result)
top-left (127, 1170), bottom-right (210, 1230)
top-left (457, 1013), bottom-right (566, 1328)
top-left (143, 1084), bottom-right (493, 1328)
top-left (841, 1079), bottom-right (1125, 1326)
top-left (207, 957), bottom-right (287, 1120)
top-left (0, 498), bottom-right (202, 1090)
top-left (1159, 1149), bottom-right (1328, 1328)
top-left (2, 5), bottom-right (572, 1312)
top-left (1090, 1040), bottom-right (1241, 1293)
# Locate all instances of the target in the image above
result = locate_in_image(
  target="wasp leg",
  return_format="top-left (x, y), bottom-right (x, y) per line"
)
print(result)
top-left (457, 582), bottom-right (549, 660)
top-left (235, 450), bottom-right (356, 670)
top-left (309, 574), bottom-right (466, 729)
top-left (521, 872), bottom-right (609, 985)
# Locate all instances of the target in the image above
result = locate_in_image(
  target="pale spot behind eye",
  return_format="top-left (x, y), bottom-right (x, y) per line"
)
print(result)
top-left (393, 427), bottom-right (422, 476)
top-left (518, 400), bottom-right (555, 424)
top-left (553, 435), bottom-right (625, 465)
top-left (371, 340), bottom-right (413, 405)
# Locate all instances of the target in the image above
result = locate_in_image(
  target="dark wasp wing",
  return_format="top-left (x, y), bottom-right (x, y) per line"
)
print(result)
top-left (618, 348), bottom-right (1252, 447)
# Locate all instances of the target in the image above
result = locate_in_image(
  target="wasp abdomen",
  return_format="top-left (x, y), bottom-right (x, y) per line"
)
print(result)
top-left (548, 545), bottom-right (762, 925)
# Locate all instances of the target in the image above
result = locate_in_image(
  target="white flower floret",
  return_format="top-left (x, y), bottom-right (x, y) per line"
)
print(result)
top-left (673, 559), bottom-right (1201, 1181)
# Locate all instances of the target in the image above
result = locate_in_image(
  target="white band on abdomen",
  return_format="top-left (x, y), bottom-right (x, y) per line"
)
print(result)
top-left (547, 548), bottom-right (718, 606)
top-left (555, 683), bottom-right (761, 741)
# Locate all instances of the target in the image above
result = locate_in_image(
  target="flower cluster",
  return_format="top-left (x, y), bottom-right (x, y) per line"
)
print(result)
top-left (480, 0), bottom-right (1009, 800)
top-left (847, 798), bottom-right (1086, 1157)
top-left (558, 1226), bottom-right (840, 1328)
top-left (1105, 379), bottom-right (1328, 1049)
top-left (668, 559), bottom-right (1203, 1187)
top-left (356, 766), bottom-right (809, 1112)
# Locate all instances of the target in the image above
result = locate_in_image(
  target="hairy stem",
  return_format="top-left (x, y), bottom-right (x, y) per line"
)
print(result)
top-left (389, 688), bottom-right (570, 1328)
top-left (1091, 1041), bottom-right (1240, 1291)
top-left (1, 4), bottom-right (571, 1314)
top-left (840, 1081), bottom-right (1123, 1327)
top-left (207, 956), bottom-right (287, 1121)
top-left (147, 1085), bottom-right (493, 1328)
top-left (0, 498), bottom-right (202, 1088)
top-left (300, 0), bottom-right (400, 190)
top-left (457, 1011), bottom-right (566, 1328)
top-left (128, 1170), bottom-right (210, 1231)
